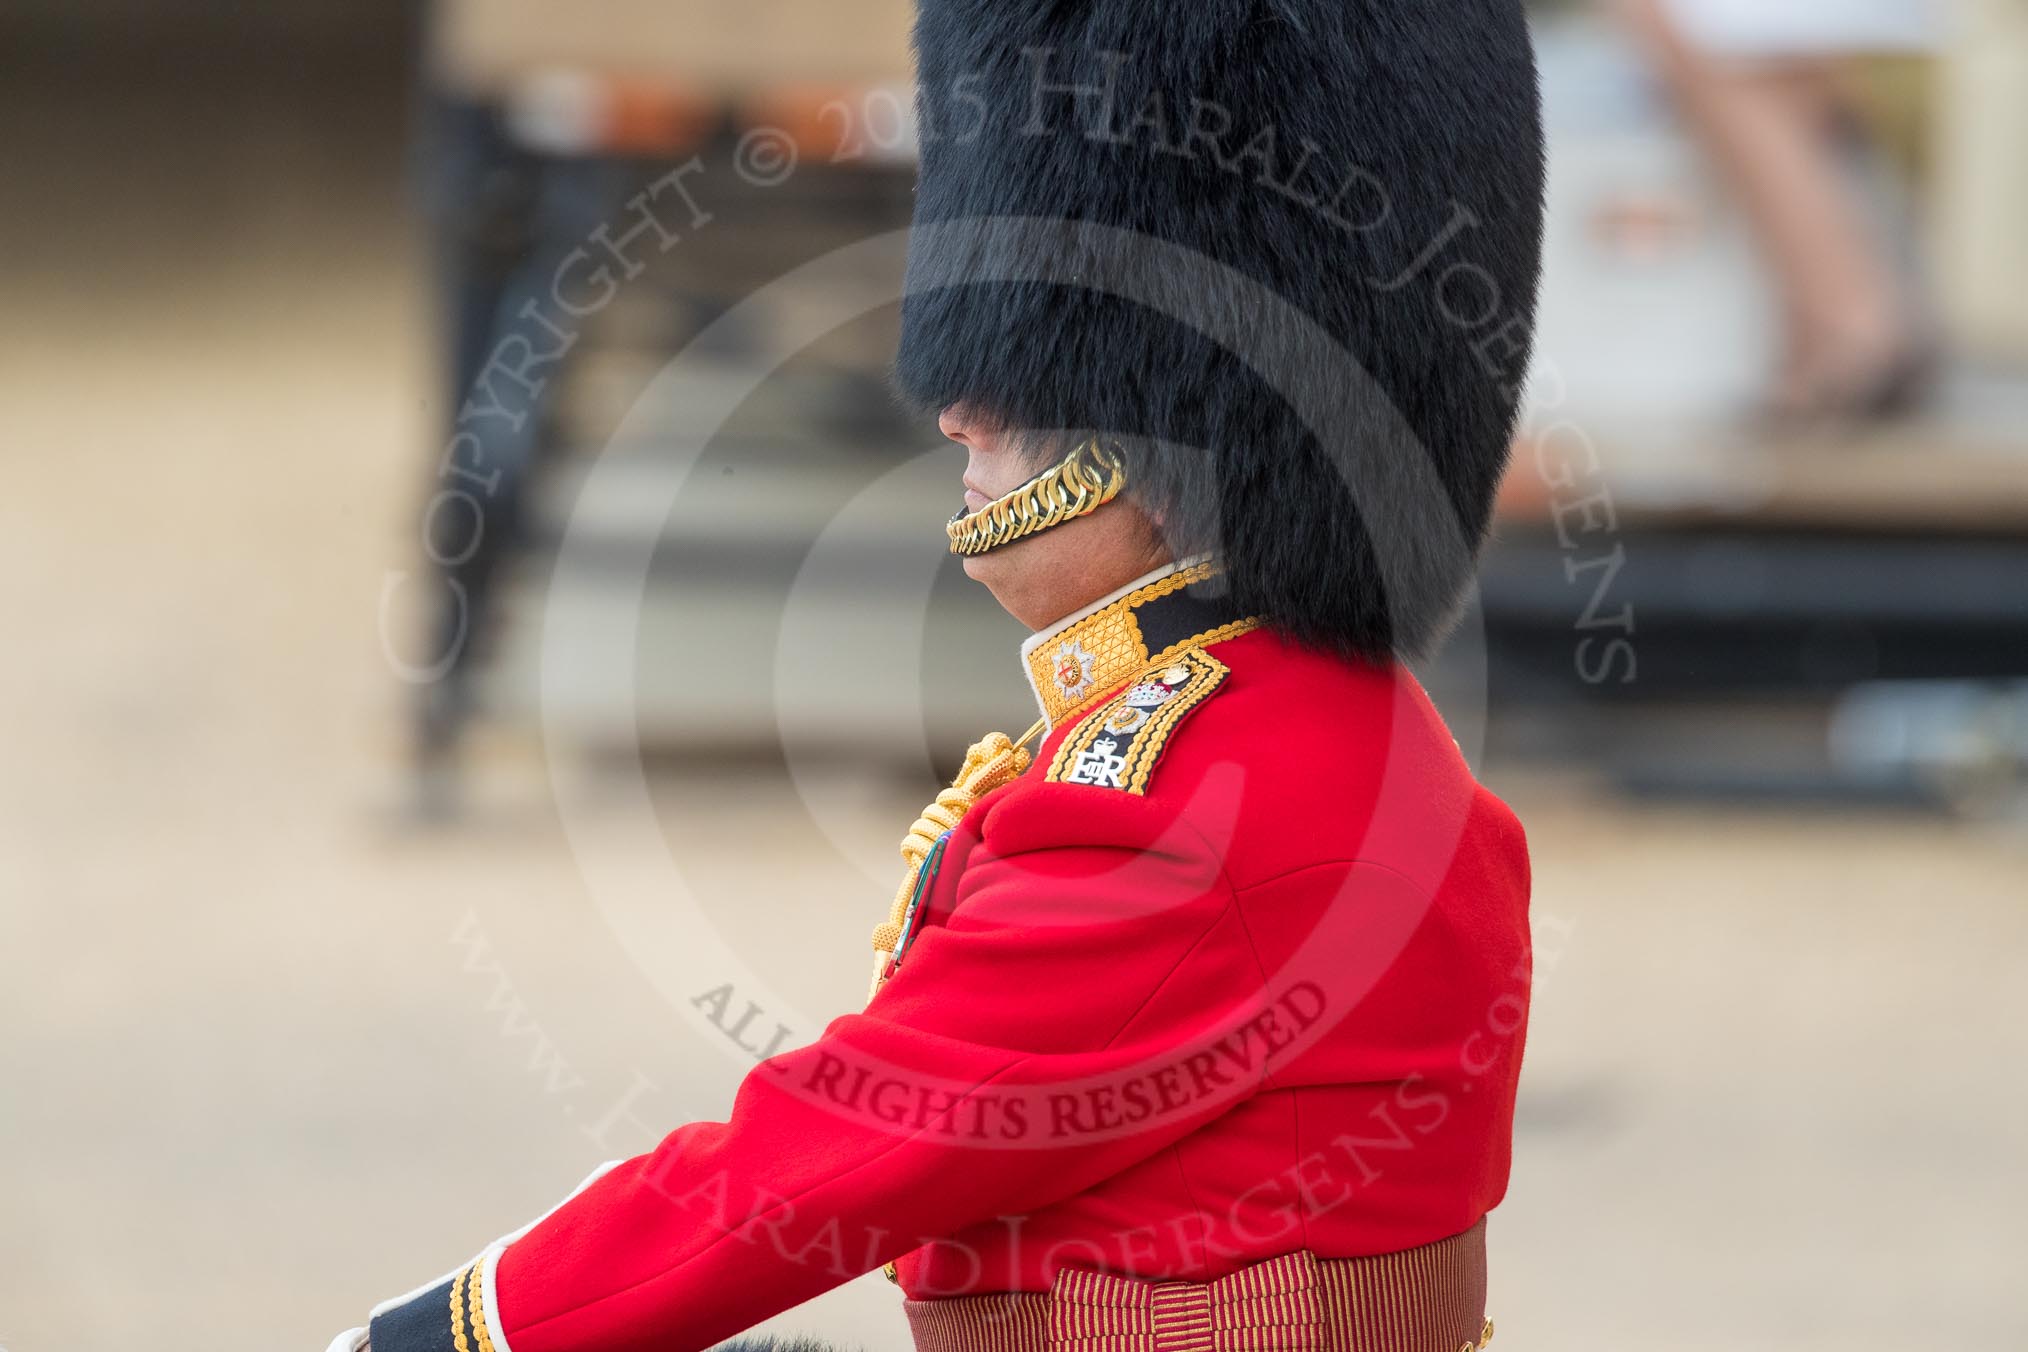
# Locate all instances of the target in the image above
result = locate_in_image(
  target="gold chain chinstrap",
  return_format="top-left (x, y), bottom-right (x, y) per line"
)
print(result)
top-left (946, 438), bottom-right (1128, 557)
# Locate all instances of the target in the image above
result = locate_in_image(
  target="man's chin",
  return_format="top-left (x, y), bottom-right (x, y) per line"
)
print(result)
top-left (960, 544), bottom-right (1043, 626)
top-left (960, 548), bottom-right (1010, 587)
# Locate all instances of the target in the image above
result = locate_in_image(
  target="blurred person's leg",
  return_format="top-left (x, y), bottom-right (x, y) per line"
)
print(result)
top-left (413, 99), bottom-right (624, 795)
top-left (1614, 0), bottom-right (1932, 420)
top-left (413, 98), bottom-right (544, 787)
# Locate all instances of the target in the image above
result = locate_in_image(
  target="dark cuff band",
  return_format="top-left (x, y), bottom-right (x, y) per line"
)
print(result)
top-left (368, 1260), bottom-right (494, 1352)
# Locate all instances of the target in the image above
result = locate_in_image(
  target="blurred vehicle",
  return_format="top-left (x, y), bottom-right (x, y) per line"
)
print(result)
top-left (410, 0), bottom-right (1031, 797)
top-left (411, 1), bottom-right (2028, 812)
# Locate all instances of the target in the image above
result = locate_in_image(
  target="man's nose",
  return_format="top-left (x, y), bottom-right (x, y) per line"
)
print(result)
top-left (938, 404), bottom-right (976, 447)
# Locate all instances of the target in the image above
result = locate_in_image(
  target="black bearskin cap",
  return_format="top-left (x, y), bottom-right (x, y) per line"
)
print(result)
top-left (894, 1), bottom-right (1545, 658)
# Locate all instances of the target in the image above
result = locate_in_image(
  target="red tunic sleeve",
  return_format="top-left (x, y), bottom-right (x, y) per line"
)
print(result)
top-left (366, 783), bottom-right (1262, 1352)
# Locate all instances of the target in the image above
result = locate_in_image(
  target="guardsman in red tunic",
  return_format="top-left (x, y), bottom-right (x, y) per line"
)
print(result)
top-left (331, 1), bottom-right (1545, 1349)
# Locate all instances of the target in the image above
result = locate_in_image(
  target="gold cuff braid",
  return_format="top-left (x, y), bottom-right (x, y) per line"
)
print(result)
top-left (946, 438), bottom-right (1128, 557)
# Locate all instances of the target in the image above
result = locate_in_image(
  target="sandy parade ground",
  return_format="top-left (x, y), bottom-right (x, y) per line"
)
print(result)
top-left (2, 48), bottom-right (2023, 1352)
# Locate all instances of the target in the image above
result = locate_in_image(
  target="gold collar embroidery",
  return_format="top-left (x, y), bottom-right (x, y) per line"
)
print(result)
top-left (1019, 558), bottom-right (1260, 732)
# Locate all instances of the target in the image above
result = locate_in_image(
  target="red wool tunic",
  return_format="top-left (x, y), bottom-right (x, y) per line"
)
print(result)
top-left (356, 565), bottom-right (1532, 1352)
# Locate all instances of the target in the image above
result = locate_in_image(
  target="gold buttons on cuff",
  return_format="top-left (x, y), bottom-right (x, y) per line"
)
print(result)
top-left (1481, 1318), bottom-right (1495, 1346)
top-left (883, 1261), bottom-right (899, 1284)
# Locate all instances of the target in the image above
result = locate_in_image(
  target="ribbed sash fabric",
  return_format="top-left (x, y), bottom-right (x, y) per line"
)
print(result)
top-left (903, 1223), bottom-right (1487, 1352)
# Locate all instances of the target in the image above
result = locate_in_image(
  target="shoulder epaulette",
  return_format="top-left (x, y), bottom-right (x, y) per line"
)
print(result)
top-left (1044, 647), bottom-right (1230, 795)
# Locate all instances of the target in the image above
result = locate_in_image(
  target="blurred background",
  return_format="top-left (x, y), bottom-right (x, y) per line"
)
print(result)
top-left (2, 1), bottom-right (2024, 1349)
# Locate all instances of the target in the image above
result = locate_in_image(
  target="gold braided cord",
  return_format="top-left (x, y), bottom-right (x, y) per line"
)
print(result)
top-left (468, 1261), bottom-right (498, 1352)
top-left (449, 1265), bottom-right (474, 1352)
top-left (867, 718), bottom-right (1046, 1001)
top-left (946, 438), bottom-right (1128, 557)
top-left (1145, 617), bottom-right (1261, 672)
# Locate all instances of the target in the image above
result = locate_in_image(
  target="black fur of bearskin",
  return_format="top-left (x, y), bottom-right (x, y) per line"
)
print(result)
top-left (895, 0), bottom-right (1545, 658)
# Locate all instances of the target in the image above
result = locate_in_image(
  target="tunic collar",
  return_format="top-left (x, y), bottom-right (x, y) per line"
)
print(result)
top-left (1018, 556), bottom-right (1258, 733)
